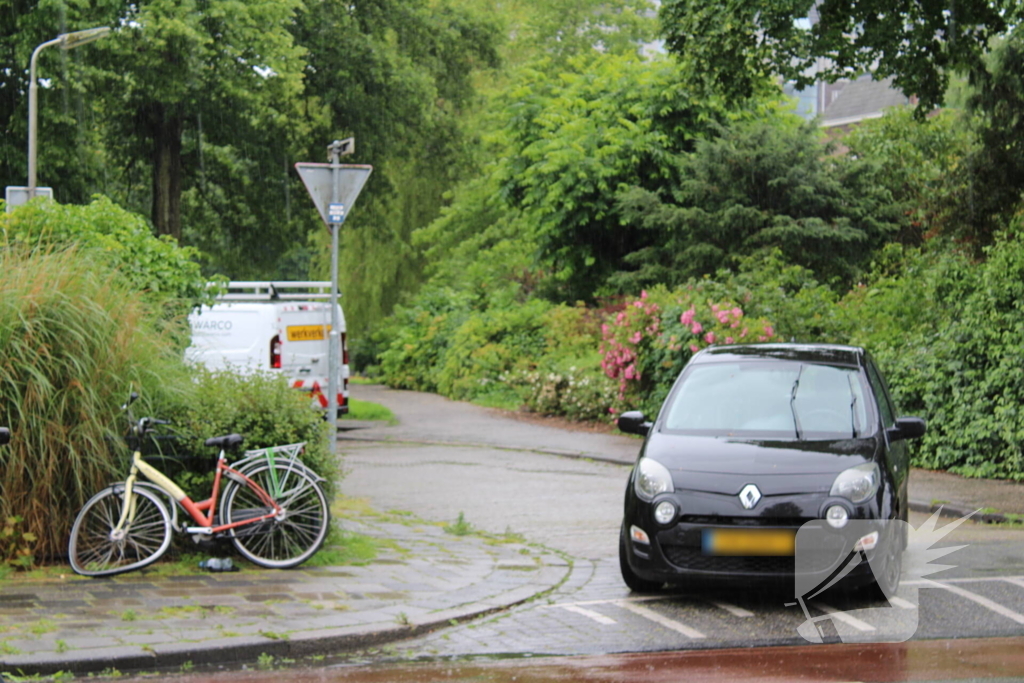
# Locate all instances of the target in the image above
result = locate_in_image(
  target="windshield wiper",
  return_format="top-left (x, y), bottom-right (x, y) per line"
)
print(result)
top-left (848, 374), bottom-right (859, 438)
top-left (790, 365), bottom-right (804, 441)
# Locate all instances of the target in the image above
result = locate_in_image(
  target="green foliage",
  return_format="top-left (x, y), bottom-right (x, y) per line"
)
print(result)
top-left (876, 230), bottom-right (1024, 479)
top-left (0, 516), bottom-right (37, 573)
top-left (843, 109), bottom-right (977, 244)
top-left (614, 116), bottom-right (903, 291)
top-left (659, 0), bottom-right (1020, 112)
top-left (491, 54), bottom-right (730, 301)
top-left (162, 368), bottom-right (336, 499)
top-left (1, 196), bottom-right (220, 318)
top-left (0, 247), bottom-right (191, 561)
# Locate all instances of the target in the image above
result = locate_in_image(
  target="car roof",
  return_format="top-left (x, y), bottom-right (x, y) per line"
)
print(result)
top-left (691, 343), bottom-right (866, 368)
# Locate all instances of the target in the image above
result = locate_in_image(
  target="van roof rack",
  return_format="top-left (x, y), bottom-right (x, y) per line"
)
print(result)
top-left (215, 281), bottom-right (336, 301)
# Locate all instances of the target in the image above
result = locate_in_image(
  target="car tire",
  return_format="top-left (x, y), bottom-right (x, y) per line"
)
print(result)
top-left (619, 526), bottom-right (663, 593)
top-left (867, 531), bottom-right (903, 601)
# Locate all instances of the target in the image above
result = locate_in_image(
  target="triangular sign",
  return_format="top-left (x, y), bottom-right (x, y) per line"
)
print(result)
top-left (295, 163), bottom-right (373, 229)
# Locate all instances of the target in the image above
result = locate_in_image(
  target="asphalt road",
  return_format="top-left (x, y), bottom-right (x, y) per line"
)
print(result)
top-left (336, 385), bottom-right (1024, 663)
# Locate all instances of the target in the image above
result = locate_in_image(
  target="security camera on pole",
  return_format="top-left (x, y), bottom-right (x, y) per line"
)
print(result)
top-left (295, 140), bottom-right (372, 453)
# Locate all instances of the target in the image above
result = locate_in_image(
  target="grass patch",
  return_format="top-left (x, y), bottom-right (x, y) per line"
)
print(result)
top-left (345, 398), bottom-right (396, 423)
top-left (443, 512), bottom-right (474, 536)
top-left (468, 386), bottom-right (522, 411)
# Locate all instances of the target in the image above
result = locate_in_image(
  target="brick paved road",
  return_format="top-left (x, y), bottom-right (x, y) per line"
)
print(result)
top-left (339, 385), bottom-right (1024, 658)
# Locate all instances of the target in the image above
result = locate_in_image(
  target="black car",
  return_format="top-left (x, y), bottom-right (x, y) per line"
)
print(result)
top-left (617, 343), bottom-right (925, 595)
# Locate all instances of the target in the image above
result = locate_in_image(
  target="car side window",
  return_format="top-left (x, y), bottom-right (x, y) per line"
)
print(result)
top-left (866, 361), bottom-right (895, 427)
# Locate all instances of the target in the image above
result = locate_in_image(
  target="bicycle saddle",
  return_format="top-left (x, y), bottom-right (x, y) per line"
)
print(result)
top-left (204, 433), bottom-right (244, 450)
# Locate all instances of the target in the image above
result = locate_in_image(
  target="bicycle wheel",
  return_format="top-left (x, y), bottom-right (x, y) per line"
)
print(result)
top-left (221, 462), bottom-right (329, 568)
top-left (68, 485), bottom-right (173, 577)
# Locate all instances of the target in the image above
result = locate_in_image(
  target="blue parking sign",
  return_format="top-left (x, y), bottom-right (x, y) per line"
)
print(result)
top-left (328, 203), bottom-right (346, 224)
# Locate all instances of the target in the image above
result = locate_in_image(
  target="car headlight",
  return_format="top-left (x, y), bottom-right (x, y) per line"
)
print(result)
top-left (635, 458), bottom-right (674, 502)
top-left (830, 462), bottom-right (880, 503)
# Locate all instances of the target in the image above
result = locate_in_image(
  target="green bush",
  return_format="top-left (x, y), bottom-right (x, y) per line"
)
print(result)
top-left (161, 368), bottom-right (337, 499)
top-left (1, 196), bottom-right (222, 320)
top-left (0, 247), bottom-right (191, 561)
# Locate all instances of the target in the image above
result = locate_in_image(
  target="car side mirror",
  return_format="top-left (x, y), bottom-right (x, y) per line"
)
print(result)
top-left (887, 416), bottom-right (926, 442)
top-left (0, 427), bottom-right (9, 446)
top-left (617, 411), bottom-right (652, 436)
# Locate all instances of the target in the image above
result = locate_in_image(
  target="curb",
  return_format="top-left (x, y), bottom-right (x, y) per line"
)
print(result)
top-left (908, 499), bottom-right (1005, 524)
top-left (0, 565), bottom-right (570, 678)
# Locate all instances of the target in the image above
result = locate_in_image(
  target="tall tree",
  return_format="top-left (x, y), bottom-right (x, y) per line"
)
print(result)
top-left (659, 0), bottom-right (1021, 111)
top-left (91, 0), bottom-right (307, 241)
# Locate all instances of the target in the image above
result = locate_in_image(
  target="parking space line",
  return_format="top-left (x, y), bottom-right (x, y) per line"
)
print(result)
top-left (888, 596), bottom-right (917, 610)
top-left (544, 595), bottom-right (669, 608)
top-left (710, 600), bottom-right (754, 617)
top-left (614, 600), bottom-right (706, 638)
top-left (811, 602), bottom-right (875, 632)
top-left (904, 574), bottom-right (1024, 585)
top-left (925, 580), bottom-right (1024, 625)
top-left (559, 604), bottom-right (617, 625)
top-left (1003, 577), bottom-right (1024, 591)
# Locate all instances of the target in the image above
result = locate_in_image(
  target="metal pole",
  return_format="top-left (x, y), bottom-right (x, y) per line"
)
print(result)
top-left (326, 147), bottom-right (341, 454)
top-left (26, 28), bottom-right (110, 199)
top-left (27, 37), bottom-right (61, 199)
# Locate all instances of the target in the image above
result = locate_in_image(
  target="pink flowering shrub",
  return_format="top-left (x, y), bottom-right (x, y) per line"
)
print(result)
top-left (600, 286), bottom-right (779, 414)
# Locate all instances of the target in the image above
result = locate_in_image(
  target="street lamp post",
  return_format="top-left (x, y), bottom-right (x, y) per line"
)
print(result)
top-left (27, 26), bottom-right (110, 199)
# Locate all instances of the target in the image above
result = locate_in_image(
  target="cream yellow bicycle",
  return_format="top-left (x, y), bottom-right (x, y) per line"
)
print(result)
top-left (68, 393), bottom-right (329, 576)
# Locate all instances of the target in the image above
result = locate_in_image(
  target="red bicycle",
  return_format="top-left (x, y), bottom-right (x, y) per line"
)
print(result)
top-left (68, 393), bottom-right (329, 576)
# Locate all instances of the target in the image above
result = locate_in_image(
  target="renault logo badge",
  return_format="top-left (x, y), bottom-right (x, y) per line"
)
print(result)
top-left (739, 484), bottom-right (761, 510)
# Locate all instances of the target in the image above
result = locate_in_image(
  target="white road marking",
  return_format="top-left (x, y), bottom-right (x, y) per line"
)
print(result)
top-left (904, 574), bottom-right (1024, 585)
top-left (1003, 577), bottom-right (1024, 591)
top-left (614, 600), bottom-right (706, 638)
top-left (710, 600), bottom-right (754, 617)
top-left (811, 602), bottom-right (876, 632)
top-left (888, 596), bottom-right (918, 610)
top-left (924, 580), bottom-right (1024, 625)
top-left (559, 604), bottom-right (617, 625)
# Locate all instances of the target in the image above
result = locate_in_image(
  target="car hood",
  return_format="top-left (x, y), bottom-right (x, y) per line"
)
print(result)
top-left (642, 432), bottom-right (880, 496)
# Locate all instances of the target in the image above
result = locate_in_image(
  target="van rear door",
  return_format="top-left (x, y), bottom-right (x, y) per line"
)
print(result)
top-left (278, 304), bottom-right (332, 380)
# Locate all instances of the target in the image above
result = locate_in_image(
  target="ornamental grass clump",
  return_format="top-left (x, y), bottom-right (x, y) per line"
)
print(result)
top-left (0, 247), bottom-right (189, 563)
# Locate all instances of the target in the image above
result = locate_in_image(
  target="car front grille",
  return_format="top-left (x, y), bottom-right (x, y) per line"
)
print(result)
top-left (661, 545), bottom-right (795, 573)
top-left (660, 544), bottom-right (845, 575)
top-left (679, 515), bottom-right (812, 528)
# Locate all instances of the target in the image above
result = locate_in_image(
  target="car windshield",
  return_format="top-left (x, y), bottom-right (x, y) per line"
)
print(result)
top-left (662, 361), bottom-right (870, 439)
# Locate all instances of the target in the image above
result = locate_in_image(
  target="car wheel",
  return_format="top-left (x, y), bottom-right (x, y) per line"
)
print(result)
top-left (868, 531), bottom-right (903, 600)
top-left (619, 526), bottom-right (663, 593)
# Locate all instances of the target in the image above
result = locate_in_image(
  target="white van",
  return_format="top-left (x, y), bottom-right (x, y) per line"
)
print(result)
top-left (186, 282), bottom-right (349, 415)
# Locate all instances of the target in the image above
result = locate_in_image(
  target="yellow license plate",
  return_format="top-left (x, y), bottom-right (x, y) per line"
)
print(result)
top-left (703, 529), bottom-right (795, 556)
top-left (286, 325), bottom-right (330, 342)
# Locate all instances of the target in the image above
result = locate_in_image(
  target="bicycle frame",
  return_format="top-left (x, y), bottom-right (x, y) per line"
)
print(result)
top-left (114, 446), bottom-right (283, 539)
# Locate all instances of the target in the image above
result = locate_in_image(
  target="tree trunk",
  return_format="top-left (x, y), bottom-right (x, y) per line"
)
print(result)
top-left (151, 106), bottom-right (183, 241)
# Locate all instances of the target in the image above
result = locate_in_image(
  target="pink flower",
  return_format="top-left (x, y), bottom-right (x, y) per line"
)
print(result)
top-left (711, 304), bottom-right (720, 313)
top-left (630, 331), bottom-right (642, 344)
top-left (689, 344), bottom-right (700, 353)
top-left (741, 327), bottom-right (748, 338)
top-left (725, 337), bottom-right (734, 344)
top-left (717, 311), bottom-right (730, 324)
top-left (757, 335), bottom-right (768, 342)
top-left (624, 365), bottom-right (636, 380)
top-left (731, 307), bottom-right (743, 319)
top-left (691, 322), bottom-right (703, 335)
top-left (608, 407), bottom-right (618, 414)
top-left (640, 290), bottom-right (648, 300)
top-left (764, 326), bottom-right (775, 338)
top-left (704, 332), bottom-right (716, 344)
top-left (679, 306), bottom-right (696, 326)
top-left (601, 324), bottom-right (609, 335)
